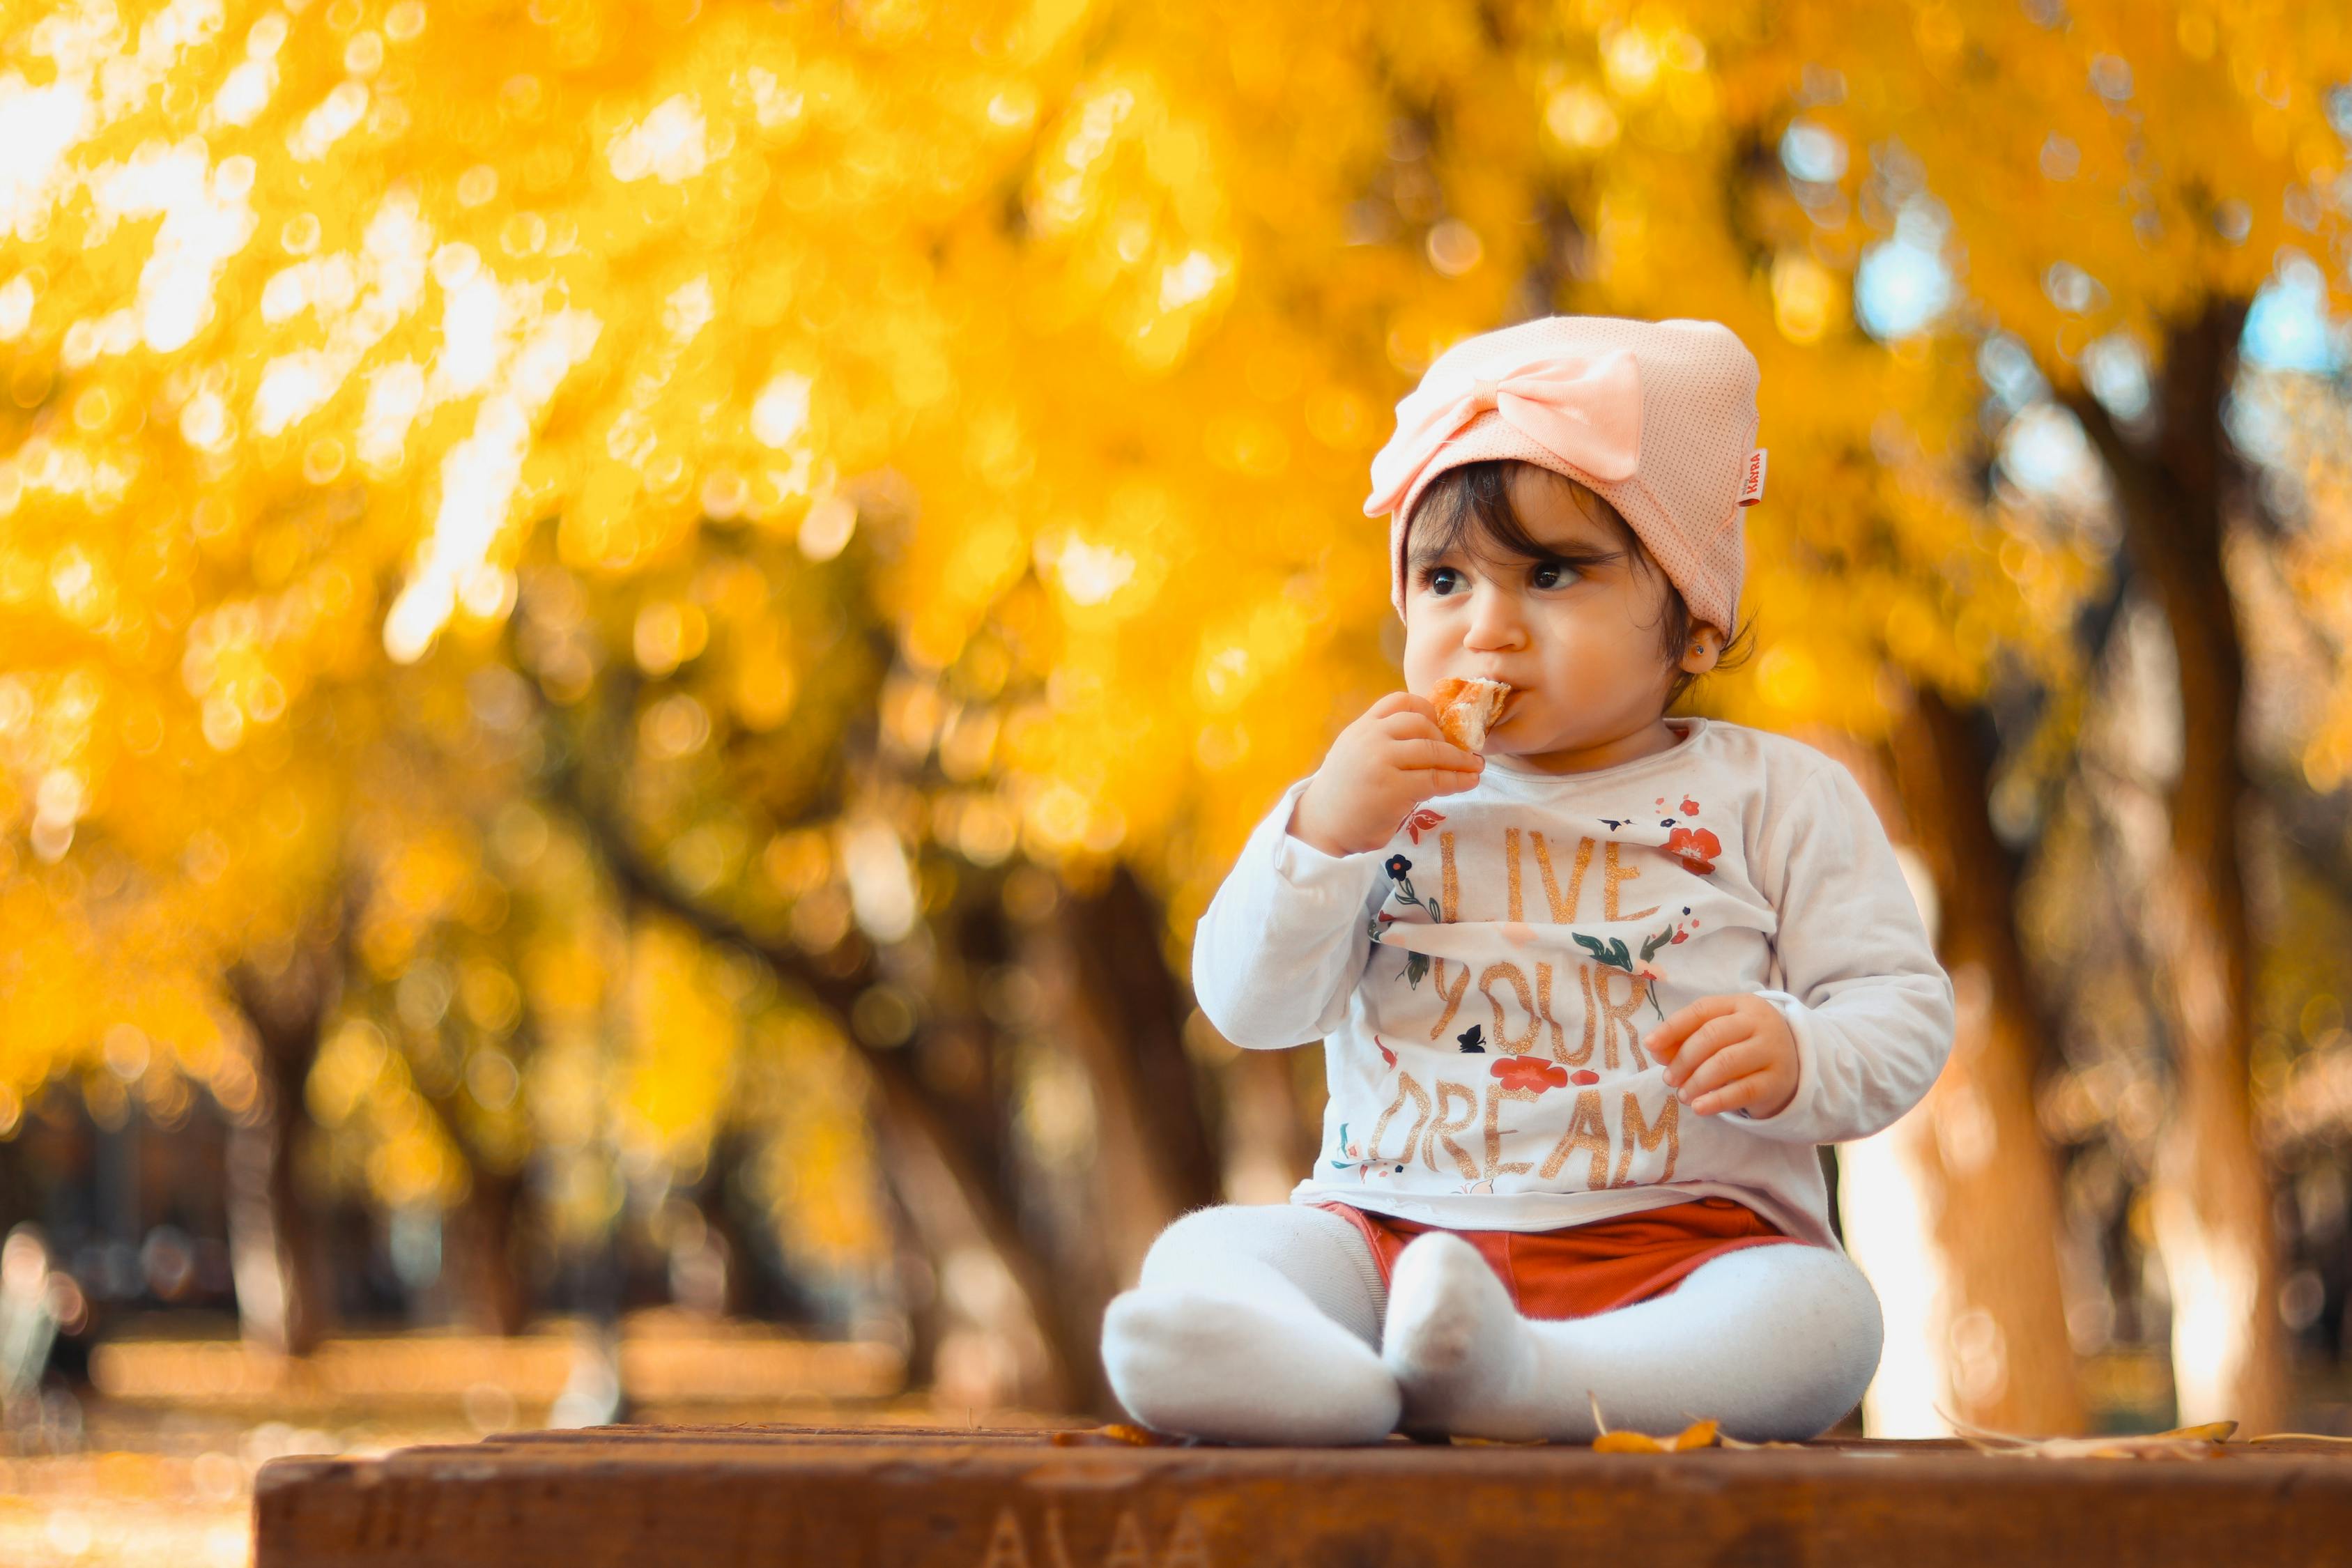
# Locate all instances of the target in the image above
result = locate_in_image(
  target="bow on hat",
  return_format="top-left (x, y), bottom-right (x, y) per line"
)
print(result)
top-left (1361, 348), bottom-right (1643, 518)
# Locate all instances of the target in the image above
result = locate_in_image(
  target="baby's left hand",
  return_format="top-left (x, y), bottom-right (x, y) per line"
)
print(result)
top-left (1645, 995), bottom-right (1799, 1119)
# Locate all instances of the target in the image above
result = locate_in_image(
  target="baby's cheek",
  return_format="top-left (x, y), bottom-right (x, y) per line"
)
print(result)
top-left (1397, 617), bottom-right (1452, 698)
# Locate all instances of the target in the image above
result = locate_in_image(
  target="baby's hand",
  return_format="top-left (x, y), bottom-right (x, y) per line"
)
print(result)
top-left (1645, 995), bottom-right (1799, 1119)
top-left (1289, 693), bottom-right (1484, 857)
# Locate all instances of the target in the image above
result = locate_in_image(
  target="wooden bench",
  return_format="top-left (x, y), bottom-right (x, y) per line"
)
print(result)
top-left (254, 1422), bottom-right (2352, 1567)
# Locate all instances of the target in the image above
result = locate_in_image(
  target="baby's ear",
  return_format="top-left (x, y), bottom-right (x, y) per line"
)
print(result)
top-left (1678, 625), bottom-right (1725, 675)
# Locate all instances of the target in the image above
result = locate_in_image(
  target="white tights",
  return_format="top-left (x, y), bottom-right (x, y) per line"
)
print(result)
top-left (1100, 1204), bottom-right (1883, 1445)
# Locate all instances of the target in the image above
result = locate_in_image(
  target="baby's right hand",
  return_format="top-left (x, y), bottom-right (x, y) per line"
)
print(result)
top-left (1288, 693), bottom-right (1484, 857)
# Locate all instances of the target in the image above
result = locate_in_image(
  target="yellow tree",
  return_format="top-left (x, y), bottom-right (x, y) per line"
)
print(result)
top-left (918, 0), bottom-right (2092, 1433)
top-left (845, 0), bottom-right (2092, 1429)
top-left (0, 0), bottom-right (1232, 1394)
top-left (0, 0), bottom-right (1109, 1383)
top-left (3, 0), bottom-right (2108, 1418)
top-left (1769, 0), bottom-right (2352, 1431)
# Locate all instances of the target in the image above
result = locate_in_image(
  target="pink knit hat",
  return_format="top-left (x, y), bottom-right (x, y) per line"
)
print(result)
top-left (1362, 316), bottom-right (1764, 633)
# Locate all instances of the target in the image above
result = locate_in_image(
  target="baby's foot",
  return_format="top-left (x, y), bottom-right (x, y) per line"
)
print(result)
top-left (1101, 1287), bottom-right (1400, 1445)
top-left (1381, 1232), bottom-right (1549, 1439)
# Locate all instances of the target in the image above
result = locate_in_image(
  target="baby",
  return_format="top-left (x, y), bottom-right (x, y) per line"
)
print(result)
top-left (1101, 316), bottom-right (1955, 1445)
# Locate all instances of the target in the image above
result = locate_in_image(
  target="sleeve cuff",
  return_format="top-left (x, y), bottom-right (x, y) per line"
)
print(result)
top-left (1735, 990), bottom-right (1826, 1140)
top-left (1261, 781), bottom-right (1388, 903)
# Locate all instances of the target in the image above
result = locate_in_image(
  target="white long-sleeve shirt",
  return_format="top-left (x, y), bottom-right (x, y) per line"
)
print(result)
top-left (1192, 717), bottom-right (1955, 1247)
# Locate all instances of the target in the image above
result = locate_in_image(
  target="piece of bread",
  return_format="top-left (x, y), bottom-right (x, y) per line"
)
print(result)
top-left (1431, 677), bottom-right (1510, 751)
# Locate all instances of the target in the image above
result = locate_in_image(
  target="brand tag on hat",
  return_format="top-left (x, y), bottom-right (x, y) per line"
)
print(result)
top-left (1737, 448), bottom-right (1767, 507)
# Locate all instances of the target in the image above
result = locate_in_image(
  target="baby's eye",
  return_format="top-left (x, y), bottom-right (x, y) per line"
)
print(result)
top-left (1530, 560), bottom-right (1581, 590)
top-left (1424, 566), bottom-right (1464, 596)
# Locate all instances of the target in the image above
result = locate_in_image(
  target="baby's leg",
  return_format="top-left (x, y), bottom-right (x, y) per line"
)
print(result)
top-left (1102, 1204), bottom-right (1397, 1445)
top-left (1383, 1233), bottom-right (1882, 1443)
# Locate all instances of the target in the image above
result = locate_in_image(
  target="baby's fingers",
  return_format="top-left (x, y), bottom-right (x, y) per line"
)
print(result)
top-left (1689, 1075), bottom-right (1771, 1117)
top-left (1394, 735), bottom-right (1484, 776)
top-left (1672, 1035), bottom-right (1762, 1102)
top-left (1377, 709), bottom-right (1450, 750)
top-left (1645, 995), bottom-right (1740, 1066)
top-left (1659, 1015), bottom-right (1749, 1089)
top-left (1368, 691), bottom-right (1441, 724)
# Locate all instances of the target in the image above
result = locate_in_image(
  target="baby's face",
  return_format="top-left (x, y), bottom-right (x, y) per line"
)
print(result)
top-left (1400, 466), bottom-right (1709, 770)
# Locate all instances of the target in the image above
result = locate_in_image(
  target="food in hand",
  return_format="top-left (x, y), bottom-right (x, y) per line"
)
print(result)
top-left (1431, 677), bottom-right (1511, 751)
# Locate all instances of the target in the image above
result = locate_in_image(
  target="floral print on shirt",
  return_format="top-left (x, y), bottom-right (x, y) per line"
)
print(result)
top-left (1374, 853), bottom-right (1443, 989)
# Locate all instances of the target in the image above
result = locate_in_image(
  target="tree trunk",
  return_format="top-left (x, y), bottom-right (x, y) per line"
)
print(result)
top-left (1875, 689), bottom-right (2086, 1435)
top-left (867, 1055), bottom-right (1077, 1409)
top-left (547, 682), bottom-right (1093, 1412)
top-left (990, 865), bottom-right (1222, 1417)
top-left (878, 1178), bottom-right (946, 1393)
top-left (1036, 866), bottom-right (1220, 1281)
top-left (2066, 301), bottom-right (2285, 1430)
top-left (224, 935), bottom-right (341, 1358)
top-left (414, 1025), bottom-right (538, 1337)
top-left (446, 1165), bottom-right (531, 1337)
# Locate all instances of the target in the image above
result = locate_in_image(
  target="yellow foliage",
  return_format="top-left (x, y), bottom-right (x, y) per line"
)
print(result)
top-left (622, 919), bottom-right (737, 1165)
top-left (0, 1), bottom-right (2344, 1253)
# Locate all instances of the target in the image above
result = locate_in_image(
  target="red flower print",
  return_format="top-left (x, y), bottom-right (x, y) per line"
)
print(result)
top-left (1398, 806), bottom-right (1447, 845)
top-left (1570, 1069), bottom-right (1600, 1085)
top-left (1664, 826), bottom-right (1721, 875)
top-left (1377, 1036), bottom-right (1397, 1068)
top-left (1680, 797), bottom-right (1700, 815)
top-left (1491, 1056), bottom-right (1569, 1093)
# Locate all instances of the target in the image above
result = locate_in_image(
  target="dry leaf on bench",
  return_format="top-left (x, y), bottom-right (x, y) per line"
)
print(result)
top-left (1592, 1420), bottom-right (1719, 1454)
top-left (1947, 1415), bottom-right (2236, 1460)
top-left (1050, 1424), bottom-right (1193, 1447)
top-left (1587, 1393), bottom-right (1720, 1455)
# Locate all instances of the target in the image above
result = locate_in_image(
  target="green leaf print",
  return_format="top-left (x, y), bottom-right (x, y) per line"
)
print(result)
top-left (1574, 932), bottom-right (1634, 972)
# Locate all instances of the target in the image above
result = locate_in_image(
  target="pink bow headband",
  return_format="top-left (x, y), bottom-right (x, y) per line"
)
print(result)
top-left (1362, 349), bottom-right (1643, 521)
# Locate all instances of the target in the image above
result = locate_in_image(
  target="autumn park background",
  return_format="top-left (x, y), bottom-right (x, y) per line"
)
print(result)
top-left (1, 0), bottom-right (2351, 1558)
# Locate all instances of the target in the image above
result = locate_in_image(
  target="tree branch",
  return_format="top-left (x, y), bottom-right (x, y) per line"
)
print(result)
top-left (524, 672), bottom-right (1085, 1403)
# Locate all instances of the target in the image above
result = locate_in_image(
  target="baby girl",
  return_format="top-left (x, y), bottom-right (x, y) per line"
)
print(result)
top-left (1101, 316), bottom-right (1955, 1445)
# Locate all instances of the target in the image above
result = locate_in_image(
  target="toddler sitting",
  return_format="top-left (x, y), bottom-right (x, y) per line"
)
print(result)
top-left (1102, 316), bottom-right (1955, 1445)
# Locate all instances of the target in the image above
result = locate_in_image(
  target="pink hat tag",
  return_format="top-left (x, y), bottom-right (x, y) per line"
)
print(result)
top-left (1737, 448), bottom-right (1767, 507)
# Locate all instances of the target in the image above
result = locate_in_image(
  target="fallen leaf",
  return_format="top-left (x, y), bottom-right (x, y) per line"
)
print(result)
top-left (1593, 1419), bottom-right (1719, 1454)
top-left (1050, 1423), bottom-right (1193, 1447)
top-left (1943, 1412), bottom-right (2236, 1460)
top-left (2146, 1421), bottom-right (2240, 1443)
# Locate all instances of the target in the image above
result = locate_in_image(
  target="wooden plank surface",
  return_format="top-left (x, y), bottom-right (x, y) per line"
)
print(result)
top-left (254, 1423), bottom-right (2352, 1568)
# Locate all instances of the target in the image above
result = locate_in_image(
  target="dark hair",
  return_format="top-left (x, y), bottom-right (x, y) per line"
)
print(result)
top-left (1406, 460), bottom-right (1751, 708)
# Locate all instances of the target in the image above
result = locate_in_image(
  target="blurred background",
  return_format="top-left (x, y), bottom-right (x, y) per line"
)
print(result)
top-left (3, 0), bottom-right (2352, 1558)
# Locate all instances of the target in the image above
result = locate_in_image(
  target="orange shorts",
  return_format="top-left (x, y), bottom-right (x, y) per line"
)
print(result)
top-left (1316, 1197), bottom-right (1800, 1321)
